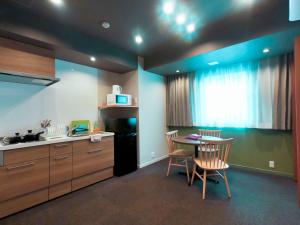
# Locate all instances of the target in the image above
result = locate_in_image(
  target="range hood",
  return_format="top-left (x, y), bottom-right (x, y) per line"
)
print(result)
top-left (0, 70), bottom-right (60, 86)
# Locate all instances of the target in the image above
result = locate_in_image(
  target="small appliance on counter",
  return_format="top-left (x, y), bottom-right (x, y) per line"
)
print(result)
top-left (107, 85), bottom-right (132, 106)
top-left (105, 117), bottom-right (137, 176)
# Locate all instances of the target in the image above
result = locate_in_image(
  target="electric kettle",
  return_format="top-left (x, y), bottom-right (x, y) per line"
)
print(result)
top-left (112, 85), bottom-right (122, 94)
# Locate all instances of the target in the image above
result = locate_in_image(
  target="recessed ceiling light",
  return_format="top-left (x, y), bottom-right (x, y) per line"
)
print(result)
top-left (187, 23), bottom-right (195, 33)
top-left (101, 21), bottom-right (111, 29)
top-left (208, 61), bottom-right (219, 66)
top-left (135, 35), bottom-right (143, 44)
top-left (263, 48), bottom-right (270, 53)
top-left (49, 0), bottom-right (63, 6)
top-left (90, 56), bottom-right (96, 62)
top-left (176, 14), bottom-right (186, 25)
top-left (163, 2), bottom-right (175, 15)
top-left (176, 70), bottom-right (180, 73)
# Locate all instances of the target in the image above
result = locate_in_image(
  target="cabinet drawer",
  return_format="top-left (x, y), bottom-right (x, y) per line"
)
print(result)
top-left (4, 145), bottom-right (49, 165)
top-left (0, 157), bottom-right (49, 202)
top-left (49, 181), bottom-right (71, 200)
top-left (72, 167), bottom-right (113, 191)
top-left (73, 137), bottom-right (114, 153)
top-left (50, 142), bottom-right (72, 156)
top-left (0, 189), bottom-right (48, 218)
top-left (73, 138), bottom-right (114, 178)
top-left (50, 153), bottom-right (72, 185)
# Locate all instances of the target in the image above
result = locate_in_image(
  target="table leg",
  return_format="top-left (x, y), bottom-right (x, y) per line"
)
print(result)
top-left (194, 145), bottom-right (198, 158)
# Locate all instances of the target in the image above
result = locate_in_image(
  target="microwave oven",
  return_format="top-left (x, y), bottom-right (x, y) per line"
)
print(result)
top-left (107, 94), bottom-right (132, 106)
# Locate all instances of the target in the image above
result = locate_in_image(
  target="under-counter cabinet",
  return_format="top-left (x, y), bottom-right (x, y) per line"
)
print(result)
top-left (72, 137), bottom-right (114, 191)
top-left (0, 135), bottom-right (114, 218)
top-left (0, 145), bottom-right (50, 218)
top-left (49, 142), bottom-right (73, 200)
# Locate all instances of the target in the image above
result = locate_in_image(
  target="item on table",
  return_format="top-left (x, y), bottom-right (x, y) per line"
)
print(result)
top-left (186, 134), bottom-right (202, 140)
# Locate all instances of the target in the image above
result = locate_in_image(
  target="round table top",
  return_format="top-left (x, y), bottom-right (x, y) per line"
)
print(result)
top-left (172, 135), bottom-right (224, 146)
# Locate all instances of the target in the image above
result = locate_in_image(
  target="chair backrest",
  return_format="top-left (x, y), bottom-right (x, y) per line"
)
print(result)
top-left (199, 138), bottom-right (234, 168)
top-left (166, 130), bottom-right (178, 154)
top-left (198, 129), bottom-right (222, 138)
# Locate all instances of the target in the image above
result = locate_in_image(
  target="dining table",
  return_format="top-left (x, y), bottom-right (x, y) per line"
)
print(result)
top-left (172, 135), bottom-right (224, 158)
top-left (171, 135), bottom-right (224, 184)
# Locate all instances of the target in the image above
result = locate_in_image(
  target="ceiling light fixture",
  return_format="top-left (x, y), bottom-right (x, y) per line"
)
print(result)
top-left (263, 48), bottom-right (270, 53)
top-left (186, 23), bottom-right (195, 33)
top-left (208, 61), bottom-right (219, 66)
top-left (176, 70), bottom-right (180, 73)
top-left (135, 35), bottom-right (143, 44)
top-left (90, 56), bottom-right (96, 62)
top-left (163, 1), bottom-right (175, 15)
top-left (176, 14), bottom-right (186, 25)
top-left (49, 0), bottom-right (63, 6)
top-left (101, 21), bottom-right (111, 29)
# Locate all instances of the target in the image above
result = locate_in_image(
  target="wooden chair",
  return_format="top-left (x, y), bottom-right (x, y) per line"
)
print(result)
top-left (198, 129), bottom-right (222, 137)
top-left (166, 130), bottom-right (194, 183)
top-left (191, 138), bottom-right (234, 199)
top-left (198, 129), bottom-right (222, 153)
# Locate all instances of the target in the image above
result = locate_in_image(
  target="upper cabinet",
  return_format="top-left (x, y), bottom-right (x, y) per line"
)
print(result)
top-left (0, 38), bottom-right (59, 86)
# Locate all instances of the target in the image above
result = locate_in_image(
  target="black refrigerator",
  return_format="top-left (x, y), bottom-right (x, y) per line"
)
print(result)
top-left (105, 118), bottom-right (137, 176)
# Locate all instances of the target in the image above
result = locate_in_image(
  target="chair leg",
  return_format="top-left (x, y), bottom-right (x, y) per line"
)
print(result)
top-left (202, 170), bottom-right (207, 200)
top-left (185, 159), bottom-right (190, 184)
top-left (191, 163), bottom-right (196, 185)
top-left (166, 157), bottom-right (172, 176)
top-left (223, 170), bottom-right (231, 198)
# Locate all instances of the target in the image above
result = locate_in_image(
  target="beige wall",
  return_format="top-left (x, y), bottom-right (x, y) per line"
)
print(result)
top-left (97, 69), bottom-right (139, 130)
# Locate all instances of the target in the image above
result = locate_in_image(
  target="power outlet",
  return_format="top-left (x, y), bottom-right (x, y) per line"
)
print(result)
top-left (151, 152), bottom-right (155, 158)
top-left (269, 161), bottom-right (275, 168)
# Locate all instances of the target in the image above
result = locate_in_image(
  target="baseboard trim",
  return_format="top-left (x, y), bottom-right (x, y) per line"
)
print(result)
top-left (139, 155), bottom-right (169, 168)
top-left (230, 163), bottom-right (294, 178)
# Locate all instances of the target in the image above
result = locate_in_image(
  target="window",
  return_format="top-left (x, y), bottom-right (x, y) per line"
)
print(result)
top-left (166, 54), bottom-right (292, 130)
top-left (189, 56), bottom-right (291, 129)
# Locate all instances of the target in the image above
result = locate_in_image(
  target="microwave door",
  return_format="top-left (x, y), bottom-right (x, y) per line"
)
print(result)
top-left (116, 95), bottom-right (128, 104)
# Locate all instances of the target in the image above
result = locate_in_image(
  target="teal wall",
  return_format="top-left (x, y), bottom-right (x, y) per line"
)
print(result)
top-left (170, 127), bottom-right (294, 177)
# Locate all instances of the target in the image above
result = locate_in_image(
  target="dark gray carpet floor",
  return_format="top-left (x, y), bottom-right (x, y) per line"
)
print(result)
top-left (1, 159), bottom-right (299, 225)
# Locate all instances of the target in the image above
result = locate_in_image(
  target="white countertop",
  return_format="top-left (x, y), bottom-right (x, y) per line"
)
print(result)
top-left (0, 132), bottom-right (114, 151)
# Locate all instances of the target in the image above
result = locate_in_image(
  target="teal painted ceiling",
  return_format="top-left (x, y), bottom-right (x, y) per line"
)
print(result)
top-left (148, 26), bottom-right (300, 75)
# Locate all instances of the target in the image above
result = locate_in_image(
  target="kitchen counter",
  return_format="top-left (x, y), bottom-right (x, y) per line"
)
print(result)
top-left (0, 132), bottom-right (114, 151)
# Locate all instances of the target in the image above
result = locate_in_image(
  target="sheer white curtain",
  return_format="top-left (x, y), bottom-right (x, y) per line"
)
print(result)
top-left (191, 56), bottom-right (289, 129)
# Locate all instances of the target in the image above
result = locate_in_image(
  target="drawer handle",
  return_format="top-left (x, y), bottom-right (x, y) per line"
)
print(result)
top-left (54, 155), bottom-right (70, 161)
top-left (88, 148), bottom-right (103, 154)
top-left (6, 162), bottom-right (35, 170)
top-left (54, 143), bottom-right (69, 148)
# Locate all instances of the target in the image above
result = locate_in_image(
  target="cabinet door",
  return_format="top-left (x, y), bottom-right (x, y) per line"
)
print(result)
top-left (73, 137), bottom-right (114, 178)
top-left (50, 153), bottom-right (72, 185)
top-left (0, 37), bottom-right (55, 78)
top-left (0, 157), bottom-right (49, 202)
top-left (49, 142), bottom-right (73, 186)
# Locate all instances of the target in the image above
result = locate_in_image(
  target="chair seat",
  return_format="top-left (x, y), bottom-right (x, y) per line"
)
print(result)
top-left (194, 158), bottom-right (229, 170)
top-left (169, 149), bottom-right (194, 157)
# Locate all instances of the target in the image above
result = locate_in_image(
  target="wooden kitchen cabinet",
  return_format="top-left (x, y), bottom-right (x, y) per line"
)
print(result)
top-left (72, 137), bottom-right (114, 191)
top-left (0, 146), bottom-right (50, 218)
top-left (0, 37), bottom-right (55, 78)
top-left (0, 135), bottom-right (114, 218)
top-left (49, 142), bottom-right (73, 199)
top-left (4, 145), bottom-right (49, 165)
top-left (0, 157), bottom-right (50, 202)
top-left (72, 137), bottom-right (114, 178)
